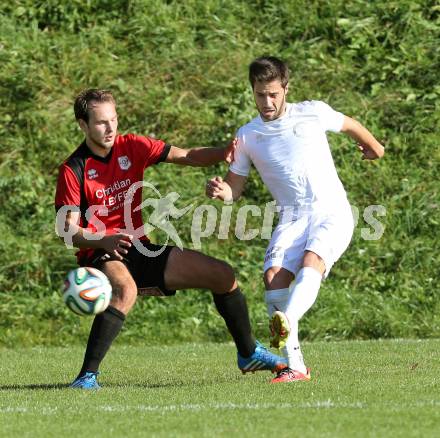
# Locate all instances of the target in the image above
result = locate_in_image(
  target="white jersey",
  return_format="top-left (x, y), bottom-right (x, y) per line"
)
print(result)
top-left (230, 101), bottom-right (350, 222)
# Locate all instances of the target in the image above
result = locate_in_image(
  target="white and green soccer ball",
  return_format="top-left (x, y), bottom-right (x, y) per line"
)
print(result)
top-left (62, 267), bottom-right (112, 316)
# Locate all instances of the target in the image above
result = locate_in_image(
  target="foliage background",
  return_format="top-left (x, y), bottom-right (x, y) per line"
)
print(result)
top-left (0, 0), bottom-right (439, 346)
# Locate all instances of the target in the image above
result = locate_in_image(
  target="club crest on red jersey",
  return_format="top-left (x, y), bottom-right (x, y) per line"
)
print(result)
top-left (87, 168), bottom-right (98, 179)
top-left (118, 155), bottom-right (131, 170)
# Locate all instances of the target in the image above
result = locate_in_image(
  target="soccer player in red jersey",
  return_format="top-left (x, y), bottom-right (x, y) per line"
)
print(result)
top-left (55, 89), bottom-right (287, 389)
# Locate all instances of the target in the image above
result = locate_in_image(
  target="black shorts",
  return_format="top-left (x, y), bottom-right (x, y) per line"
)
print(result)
top-left (86, 241), bottom-right (176, 296)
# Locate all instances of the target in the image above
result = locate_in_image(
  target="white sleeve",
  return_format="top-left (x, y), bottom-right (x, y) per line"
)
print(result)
top-left (312, 101), bottom-right (345, 133)
top-left (229, 130), bottom-right (252, 176)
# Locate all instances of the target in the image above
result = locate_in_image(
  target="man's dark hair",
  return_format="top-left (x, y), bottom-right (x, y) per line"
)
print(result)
top-left (74, 89), bottom-right (115, 123)
top-left (249, 56), bottom-right (289, 89)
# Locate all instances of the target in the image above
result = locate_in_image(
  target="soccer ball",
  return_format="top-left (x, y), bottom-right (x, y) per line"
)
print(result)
top-left (62, 267), bottom-right (112, 316)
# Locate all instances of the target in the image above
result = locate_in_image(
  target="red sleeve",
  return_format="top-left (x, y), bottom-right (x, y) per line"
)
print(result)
top-left (55, 164), bottom-right (81, 209)
top-left (125, 134), bottom-right (168, 168)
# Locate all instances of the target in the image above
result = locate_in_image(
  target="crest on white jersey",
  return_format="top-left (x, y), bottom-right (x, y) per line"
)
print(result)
top-left (118, 156), bottom-right (131, 170)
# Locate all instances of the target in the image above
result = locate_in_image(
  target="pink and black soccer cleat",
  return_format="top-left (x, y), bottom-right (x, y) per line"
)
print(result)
top-left (271, 367), bottom-right (311, 383)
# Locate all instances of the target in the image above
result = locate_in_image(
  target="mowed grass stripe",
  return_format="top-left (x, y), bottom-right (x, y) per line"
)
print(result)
top-left (0, 340), bottom-right (439, 437)
top-left (3, 399), bottom-right (440, 415)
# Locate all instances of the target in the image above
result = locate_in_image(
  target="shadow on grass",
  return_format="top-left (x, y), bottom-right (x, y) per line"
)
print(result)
top-left (0, 382), bottom-right (205, 390)
top-left (105, 381), bottom-right (193, 389)
top-left (0, 382), bottom-right (211, 391)
top-left (0, 374), bottom-right (243, 391)
top-left (0, 383), bottom-right (69, 390)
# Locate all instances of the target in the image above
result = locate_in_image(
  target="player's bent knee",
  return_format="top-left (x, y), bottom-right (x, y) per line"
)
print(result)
top-left (263, 267), bottom-right (294, 290)
top-left (217, 260), bottom-right (235, 281)
top-left (110, 284), bottom-right (137, 314)
top-left (263, 267), bottom-right (279, 288)
top-left (303, 251), bottom-right (326, 275)
top-left (211, 259), bottom-right (237, 292)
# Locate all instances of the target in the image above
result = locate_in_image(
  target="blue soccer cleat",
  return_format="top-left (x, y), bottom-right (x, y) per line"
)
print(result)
top-left (70, 371), bottom-right (101, 390)
top-left (238, 341), bottom-right (287, 374)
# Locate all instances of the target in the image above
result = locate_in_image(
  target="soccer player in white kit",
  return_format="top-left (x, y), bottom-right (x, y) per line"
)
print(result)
top-left (206, 56), bottom-right (384, 383)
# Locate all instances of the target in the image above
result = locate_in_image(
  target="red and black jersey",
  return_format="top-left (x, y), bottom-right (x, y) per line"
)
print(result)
top-left (55, 133), bottom-right (170, 263)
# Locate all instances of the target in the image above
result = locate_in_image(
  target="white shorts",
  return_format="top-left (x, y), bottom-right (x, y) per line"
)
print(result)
top-left (263, 207), bottom-right (354, 278)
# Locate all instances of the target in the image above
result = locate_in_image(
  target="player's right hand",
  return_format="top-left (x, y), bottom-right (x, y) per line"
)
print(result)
top-left (102, 233), bottom-right (133, 260)
top-left (205, 176), bottom-right (232, 201)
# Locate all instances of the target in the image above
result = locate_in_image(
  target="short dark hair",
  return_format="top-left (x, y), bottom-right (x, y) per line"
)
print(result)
top-left (249, 56), bottom-right (289, 89)
top-left (74, 89), bottom-right (115, 123)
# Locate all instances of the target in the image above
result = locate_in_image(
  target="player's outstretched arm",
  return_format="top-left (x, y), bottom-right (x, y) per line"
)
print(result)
top-left (165, 138), bottom-right (237, 167)
top-left (206, 171), bottom-right (247, 202)
top-left (341, 116), bottom-right (385, 160)
top-left (56, 209), bottom-right (132, 260)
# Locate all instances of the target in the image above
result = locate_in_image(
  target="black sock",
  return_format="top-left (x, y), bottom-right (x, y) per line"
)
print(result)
top-left (213, 288), bottom-right (256, 358)
top-left (78, 306), bottom-right (125, 377)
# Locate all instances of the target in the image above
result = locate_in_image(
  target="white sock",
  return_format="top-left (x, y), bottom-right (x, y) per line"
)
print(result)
top-left (284, 267), bottom-right (322, 373)
top-left (265, 288), bottom-right (289, 360)
top-left (285, 267), bottom-right (322, 320)
top-left (265, 288), bottom-right (305, 371)
top-left (284, 320), bottom-right (306, 373)
top-left (265, 288), bottom-right (290, 317)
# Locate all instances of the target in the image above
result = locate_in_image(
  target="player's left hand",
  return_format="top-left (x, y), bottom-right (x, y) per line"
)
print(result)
top-left (224, 138), bottom-right (237, 164)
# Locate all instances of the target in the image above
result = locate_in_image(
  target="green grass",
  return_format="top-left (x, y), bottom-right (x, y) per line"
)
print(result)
top-left (1, 340), bottom-right (439, 437)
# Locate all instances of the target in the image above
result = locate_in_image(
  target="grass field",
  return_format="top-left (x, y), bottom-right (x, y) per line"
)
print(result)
top-left (1, 340), bottom-right (439, 437)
